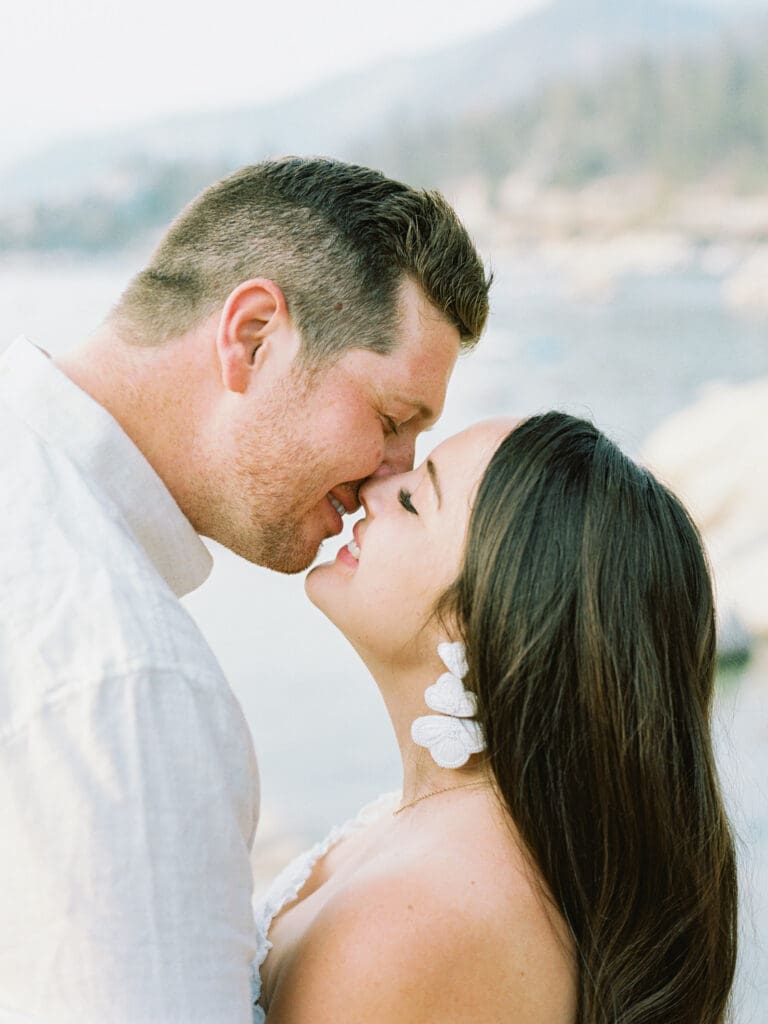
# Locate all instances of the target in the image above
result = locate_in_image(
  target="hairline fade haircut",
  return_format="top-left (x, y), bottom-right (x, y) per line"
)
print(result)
top-left (110, 157), bottom-right (492, 366)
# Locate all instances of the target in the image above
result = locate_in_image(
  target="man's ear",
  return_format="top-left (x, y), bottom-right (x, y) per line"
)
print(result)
top-left (215, 278), bottom-right (296, 393)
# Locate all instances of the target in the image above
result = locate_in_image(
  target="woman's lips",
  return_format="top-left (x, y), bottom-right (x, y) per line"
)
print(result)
top-left (335, 542), bottom-right (359, 568)
top-left (334, 518), bottom-right (364, 568)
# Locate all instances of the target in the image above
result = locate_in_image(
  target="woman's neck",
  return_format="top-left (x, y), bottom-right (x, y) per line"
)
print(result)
top-left (363, 647), bottom-right (489, 807)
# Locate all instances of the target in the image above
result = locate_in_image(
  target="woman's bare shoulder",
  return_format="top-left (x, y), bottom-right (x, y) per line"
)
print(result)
top-left (265, 810), bottom-right (576, 1023)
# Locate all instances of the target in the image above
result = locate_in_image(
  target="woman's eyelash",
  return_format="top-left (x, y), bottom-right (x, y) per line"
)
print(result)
top-left (384, 416), bottom-right (399, 436)
top-left (398, 488), bottom-right (418, 515)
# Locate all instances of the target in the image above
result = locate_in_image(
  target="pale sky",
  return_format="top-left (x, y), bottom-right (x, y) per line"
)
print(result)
top-left (0, 0), bottom-right (549, 168)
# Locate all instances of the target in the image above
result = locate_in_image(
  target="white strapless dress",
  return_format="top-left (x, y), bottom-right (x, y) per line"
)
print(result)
top-left (249, 792), bottom-right (400, 1023)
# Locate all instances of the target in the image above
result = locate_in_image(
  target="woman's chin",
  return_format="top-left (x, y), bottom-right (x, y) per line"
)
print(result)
top-left (306, 551), bottom-right (370, 646)
top-left (304, 561), bottom-right (326, 607)
top-left (305, 571), bottom-right (359, 651)
top-left (304, 558), bottom-right (344, 616)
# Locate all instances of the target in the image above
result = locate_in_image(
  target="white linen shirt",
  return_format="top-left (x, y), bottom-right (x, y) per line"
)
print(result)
top-left (0, 338), bottom-right (260, 1023)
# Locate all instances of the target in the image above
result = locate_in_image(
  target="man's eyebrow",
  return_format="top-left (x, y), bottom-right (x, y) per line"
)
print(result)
top-left (426, 459), bottom-right (442, 508)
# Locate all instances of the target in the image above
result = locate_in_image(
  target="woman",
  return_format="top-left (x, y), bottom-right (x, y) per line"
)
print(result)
top-left (251, 412), bottom-right (738, 1024)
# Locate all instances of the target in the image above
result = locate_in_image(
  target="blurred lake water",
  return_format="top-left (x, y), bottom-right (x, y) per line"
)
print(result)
top-left (2, 251), bottom-right (766, 1020)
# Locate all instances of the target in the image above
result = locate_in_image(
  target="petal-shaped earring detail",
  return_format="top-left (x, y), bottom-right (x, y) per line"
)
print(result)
top-left (412, 715), bottom-right (485, 769)
top-left (424, 673), bottom-right (478, 717)
top-left (437, 641), bottom-right (468, 680)
top-left (412, 641), bottom-right (486, 769)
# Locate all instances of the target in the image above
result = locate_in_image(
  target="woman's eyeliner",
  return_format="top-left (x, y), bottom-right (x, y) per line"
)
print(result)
top-left (398, 488), bottom-right (418, 514)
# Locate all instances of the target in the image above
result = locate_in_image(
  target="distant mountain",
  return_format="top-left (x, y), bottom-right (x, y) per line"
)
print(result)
top-left (361, 28), bottom-right (768, 191)
top-left (0, 0), bottom-right (726, 210)
top-left (4, 21), bottom-right (766, 255)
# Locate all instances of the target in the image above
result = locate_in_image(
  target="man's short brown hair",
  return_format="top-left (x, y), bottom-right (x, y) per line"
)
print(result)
top-left (112, 157), bottom-right (491, 361)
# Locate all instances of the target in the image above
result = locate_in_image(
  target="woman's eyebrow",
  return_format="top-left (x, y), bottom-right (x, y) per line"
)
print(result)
top-left (426, 459), bottom-right (442, 508)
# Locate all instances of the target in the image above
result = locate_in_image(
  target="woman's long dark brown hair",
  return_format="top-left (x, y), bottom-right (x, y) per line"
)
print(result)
top-left (443, 412), bottom-right (738, 1024)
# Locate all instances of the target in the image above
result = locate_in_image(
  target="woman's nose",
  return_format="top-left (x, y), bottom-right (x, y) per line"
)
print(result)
top-left (359, 470), bottom-right (406, 515)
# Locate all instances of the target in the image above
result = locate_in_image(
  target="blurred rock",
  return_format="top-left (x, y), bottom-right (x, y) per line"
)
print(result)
top-left (717, 608), bottom-right (753, 669)
top-left (538, 232), bottom-right (691, 300)
top-left (723, 245), bottom-right (768, 316)
top-left (642, 377), bottom-right (768, 643)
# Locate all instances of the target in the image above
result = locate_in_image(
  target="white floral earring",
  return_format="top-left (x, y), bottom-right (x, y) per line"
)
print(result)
top-left (411, 641), bottom-right (486, 769)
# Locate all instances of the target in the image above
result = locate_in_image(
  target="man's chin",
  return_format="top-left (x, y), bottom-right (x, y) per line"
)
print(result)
top-left (242, 547), bottom-right (318, 575)
top-left (203, 513), bottom-right (330, 574)
top-left (232, 534), bottom-right (324, 575)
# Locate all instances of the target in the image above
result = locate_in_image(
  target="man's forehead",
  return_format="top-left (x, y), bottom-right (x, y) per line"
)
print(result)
top-left (382, 359), bottom-right (446, 416)
top-left (346, 299), bottom-right (459, 423)
top-left (385, 332), bottom-right (458, 393)
top-left (383, 354), bottom-right (455, 426)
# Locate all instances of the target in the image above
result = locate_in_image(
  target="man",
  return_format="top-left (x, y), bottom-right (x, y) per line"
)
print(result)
top-left (0, 158), bottom-right (489, 1022)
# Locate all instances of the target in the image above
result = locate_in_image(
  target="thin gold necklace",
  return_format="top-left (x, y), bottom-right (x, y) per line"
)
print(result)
top-left (393, 779), bottom-right (487, 815)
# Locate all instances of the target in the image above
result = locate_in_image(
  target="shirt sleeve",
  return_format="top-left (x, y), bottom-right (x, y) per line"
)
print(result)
top-left (0, 667), bottom-right (259, 1023)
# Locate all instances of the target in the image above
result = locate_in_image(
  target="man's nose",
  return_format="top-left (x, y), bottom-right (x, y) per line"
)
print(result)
top-left (370, 433), bottom-right (416, 479)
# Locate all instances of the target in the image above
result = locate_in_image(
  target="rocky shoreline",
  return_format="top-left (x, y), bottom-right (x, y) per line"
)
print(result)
top-left (642, 377), bottom-right (768, 648)
top-left (447, 174), bottom-right (768, 315)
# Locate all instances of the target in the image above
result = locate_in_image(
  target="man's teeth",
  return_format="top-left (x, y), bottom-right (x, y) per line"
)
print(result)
top-left (328, 494), bottom-right (346, 516)
top-left (347, 538), bottom-right (361, 560)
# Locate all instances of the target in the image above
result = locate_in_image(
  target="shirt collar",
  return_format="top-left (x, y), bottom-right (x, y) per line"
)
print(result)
top-left (0, 336), bottom-right (213, 597)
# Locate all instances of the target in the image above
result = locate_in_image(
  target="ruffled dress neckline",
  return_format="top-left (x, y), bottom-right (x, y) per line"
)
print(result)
top-left (250, 791), bottom-right (400, 1022)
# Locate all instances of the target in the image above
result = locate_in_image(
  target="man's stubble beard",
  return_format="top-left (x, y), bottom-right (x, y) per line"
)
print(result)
top-left (199, 371), bottom-right (332, 573)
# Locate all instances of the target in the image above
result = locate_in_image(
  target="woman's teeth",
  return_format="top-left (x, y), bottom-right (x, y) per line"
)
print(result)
top-left (328, 494), bottom-right (346, 517)
top-left (347, 538), bottom-right (361, 561)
